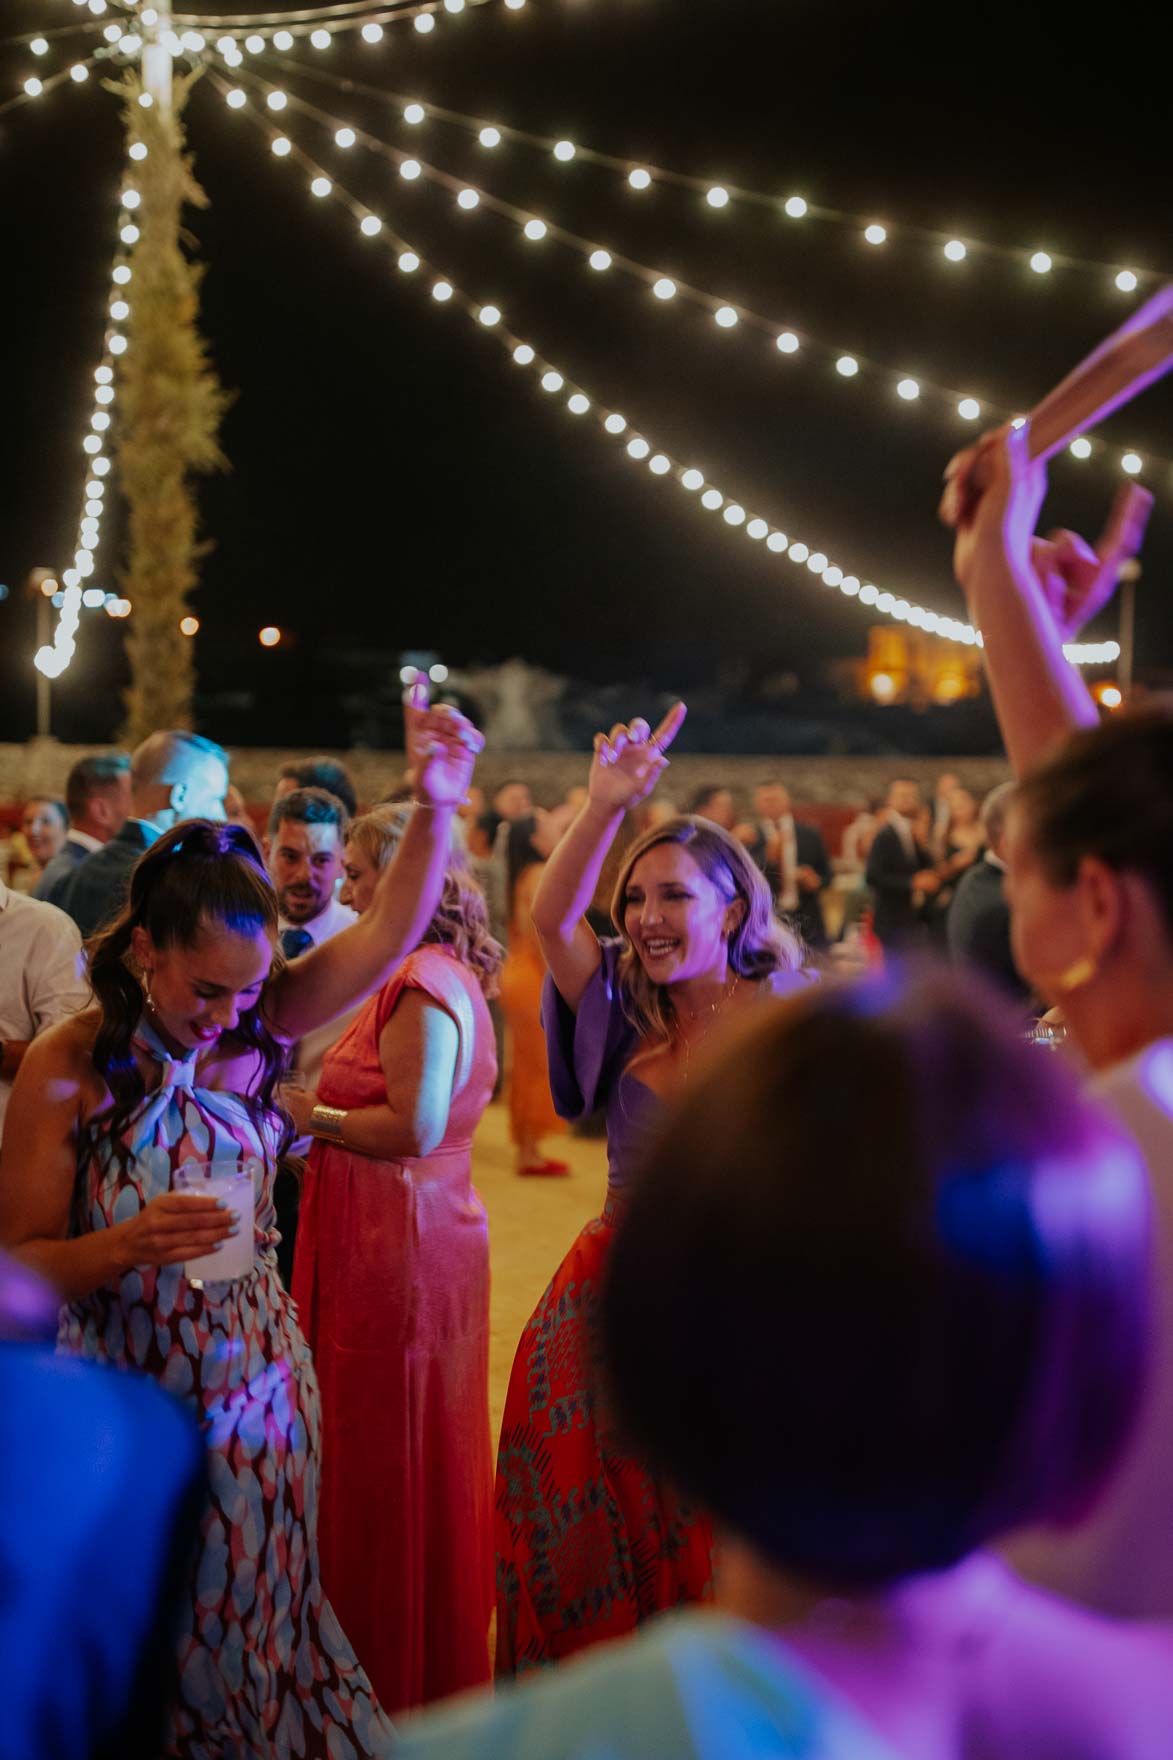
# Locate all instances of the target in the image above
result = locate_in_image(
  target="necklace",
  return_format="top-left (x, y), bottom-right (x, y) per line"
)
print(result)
top-left (674, 974), bottom-right (742, 1080)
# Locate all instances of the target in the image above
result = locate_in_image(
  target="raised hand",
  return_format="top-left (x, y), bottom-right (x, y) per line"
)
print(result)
top-left (404, 676), bottom-right (486, 809)
top-left (587, 702), bottom-right (687, 811)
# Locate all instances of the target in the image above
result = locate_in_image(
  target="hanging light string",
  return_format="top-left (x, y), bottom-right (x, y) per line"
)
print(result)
top-left (222, 61), bottom-right (1167, 485)
top-left (35, 184), bottom-right (138, 677)
top-left (248, 48), bottom-right (1164, 295)
top-left (203, 72), bottom-right (1119, 671)
top-left (4, 52), bottom-right (102, 113)
top-left (169, 0), bottom-right (522, 43)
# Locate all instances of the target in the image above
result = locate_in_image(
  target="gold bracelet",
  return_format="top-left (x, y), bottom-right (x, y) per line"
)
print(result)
top-left (309, 1103), bottom-right (348, 1143)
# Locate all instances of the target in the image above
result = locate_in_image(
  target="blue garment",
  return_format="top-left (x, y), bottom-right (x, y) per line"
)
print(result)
top-left (32, 834), bottom-right (90, 907)
top-left (59, 818), bottom-right (158, 939)
top-left (0, 1342), bottom-right (206, 1760)
top-left (396, 1610), bottom-right (901, 1760)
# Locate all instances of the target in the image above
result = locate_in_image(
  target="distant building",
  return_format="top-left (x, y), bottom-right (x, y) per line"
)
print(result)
top-left (832, 627), bottom-right (985, 708)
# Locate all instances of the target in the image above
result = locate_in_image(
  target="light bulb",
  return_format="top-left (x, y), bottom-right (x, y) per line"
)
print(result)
top-left (270, 29), bottom-right (292, 49)
top-left (1115, 269), bottom-right (1138, 293)
top-left (272, 137), bottom-right (291, 157)
top-left (568, 394), bottom-right (591, 415)
top-left (776, 331), bottom-right (800, 354)
top-left (478, 305), bottom-right (501, 326)
top-left (864, 223), bottom-right (887, 244)
top-left (747, 518), bottom-right (769, 540)
top-left (93, 458), bottom-right (111, 476)
top-left (311, 29), bottom-right (331, 49)
top-left (30, 38), bottom-right (48, 55)
top-left (404, 103), bottom-right (426, 124)
top-left (628, 167), bottom-right (652, 190)
top-left (627, 438), bottom-right (651, 460)
top-left (182, 31), bottom-right (206, 51)
top-left (311, 176), bottom-right (331, 197)
top-left (706, 185), bottom-right (729, 208)
top-left (896, 378), bottom-right (920, 400)
top-left (714, 305), bottom-right (739, 328)
top-left (400, 159), bottom-right (422, 180)
top-left (457, 188), bottom-right (480, 209)
top-left (267, 90), bottom-right (287, 110)
top-left (589, 250), bottom-right (612, 271)
top-left (245, 35), bottom-right (265, 54)
top-left (943, 239), bottom-right (967, 262)
top-left (858, 584), bottom-right (878, 605)
top-left (104, 24), bottom-right (123, 42)
top-left (362, 23), bottom-right (383, 42)
top-left (112, 266), bottom-right (132, 286)
top-left (504, 0), bottom-right (526, 9)
top-left (414, 14), bottom-right (435, 31)
top-left (360, 214), bottom-right (381, 235)
top-left (840, 575), bottom-right (860, 595)
top-left (789, 542), bottom-right (810, 563)
top-left (138, 94), bottom-right (153, 107)
top-left (431, 280), bottom-right (453, 301)
top-left (513, 344), bottom-right (535, 365)
top-left (1122, 453), bottom-right (1143, 475)
top-left (109, 299), bottom-right (130, 321)
top-left (652, 278), bottom-right (677, 300)
top-left (86, 478), bottom-right (104, 495)
top-left (836, 356), bottom-right (859, 377)
top-left (216, 36), bottom-right (236, 54)
top-left (85, 500), bottom-right (103, 517)
top-left (84, 435), bottom-right (103, 455)
top-left (649, 452), bottom-right (672, 475)
top-left (429, 663), bottom-right (449, 682)
top-left (335, 127), bottom-right (356, 148)
top-left (604, 414), bottom-right (627, 434)
top-left (227, 89), bottom-right (246, 108)
top-left (479, 127), bottom-right (501, 147)
top-left (824, 567), bottom-right (844, 587)
top-left (701, 489), bottom-right (723, 511)
top-left (24, 78), bottom-right (43, 97)
top-left (784, 195), bottom-right (807, 218)
top-left (957, 397), bottom-right (981, 421)
top-left (445, 0), bottom-right (466, 12)
top-left (1069, 437), bottom-right (1092, 459)
top-left (723, 504), bottom-right (747, 526)
top-left (766, 533), bottom-right (789, 553)
top-left (121, 188), bottom-right (141, 209)
top-left (83, 588), bottom-right (106, 609)
top-left (223, 45), bottom-right (241, 65)
top-left (541, 371), bottom-right (564, 392)
top-left (70, 64), bottom-right (89, 82)
top-left (129, 142), bottom-right (148, 161)
top-left (524, 219), bottom-right (547, 240)
top-left (398, 251), bottom-right (420, 272)
top-left (108, 334), bottom-right (128, 354)
top-left (95, 365), bottom-right (113, 383)
top-left (553, 140), bottom-right (576, 161)
top-left (180, 615), bottom-right (200, 636)
top-left (259, 626), bottom-right (281, 647)
top-left (680, 468), bottom-right (704, 491)
top-left (1030, 251), bottom-right (1052, 274)
top-left (807, 551), bottom-right (828, 573)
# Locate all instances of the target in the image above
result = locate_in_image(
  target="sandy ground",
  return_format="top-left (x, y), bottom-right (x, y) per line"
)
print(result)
top-left (472, 1098), bottom-right (608, 1444)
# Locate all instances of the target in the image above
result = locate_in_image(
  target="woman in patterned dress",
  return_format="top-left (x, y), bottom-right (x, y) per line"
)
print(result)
top-left (0, 695), bottom-right (482, 1758)
top-left (495, 704), bottom-right (809, 1674)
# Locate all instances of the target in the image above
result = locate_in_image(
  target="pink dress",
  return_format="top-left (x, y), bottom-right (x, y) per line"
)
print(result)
top-left (292, 946), bottom-right (498, 1715)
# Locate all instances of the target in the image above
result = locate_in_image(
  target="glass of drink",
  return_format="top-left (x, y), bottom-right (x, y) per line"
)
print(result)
top-left (174, 1157), bottom-right (259, 1288)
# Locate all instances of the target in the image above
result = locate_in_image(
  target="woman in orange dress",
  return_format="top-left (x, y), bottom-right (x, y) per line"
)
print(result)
top-left (289, 806), bottom-right (503, 1715)
top-left (498, 829), bottom-right (569, 1177)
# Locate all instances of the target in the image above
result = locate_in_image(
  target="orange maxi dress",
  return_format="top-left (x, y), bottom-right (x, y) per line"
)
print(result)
top-left (291, 945), bottom-right (498, 1716)
top-left (498, 864), bottom-right (567, 1155)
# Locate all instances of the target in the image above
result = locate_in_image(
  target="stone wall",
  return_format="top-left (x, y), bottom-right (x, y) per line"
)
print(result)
top-left (0, 738), bottom-right (1011, 816)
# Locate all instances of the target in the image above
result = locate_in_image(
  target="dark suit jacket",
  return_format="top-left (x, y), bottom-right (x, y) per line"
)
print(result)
top-left (60, 819), bottom-right (156, 941)
top-left (947, 856), bottom-right (1030, 1002)
top-left (33, 835), bottom-right (92, 908)
top-left (865, 821), bottom-right (932, 947)
top-left (751, 820), bottom-right (832, 950)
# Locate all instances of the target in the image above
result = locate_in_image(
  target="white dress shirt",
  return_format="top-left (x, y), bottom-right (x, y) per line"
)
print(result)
top-left (0, 880), bottom-right (90, 1139)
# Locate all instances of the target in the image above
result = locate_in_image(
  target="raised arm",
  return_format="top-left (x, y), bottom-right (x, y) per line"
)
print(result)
top-left (945, 423), bottom-right (1152, 778)
top-left (533, 704), bottom-right (686, 1013)
top-left (262, 690), bottom-right (483, 1042)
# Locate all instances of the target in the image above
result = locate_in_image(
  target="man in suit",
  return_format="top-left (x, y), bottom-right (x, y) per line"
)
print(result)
top-left (34, 753), bottom-right (132, 907)
top-left (865, 779), bottom-right (940, 949)
top-left (947, 783), bottom-right (1030, 1003)
top-left (59, 731), bottom-right (230, 940)
top-left (747, 781), bottom-right (832, 951)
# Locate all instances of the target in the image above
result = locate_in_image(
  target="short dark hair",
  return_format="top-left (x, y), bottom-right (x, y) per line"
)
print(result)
top-left (65, 753), bottom-right (130, 821)
top-left (277, 757), bottom-right (357, 819)
top-left (602, 966), bottom-right (1149, 1587)
top-left (268, 786), bottom-right (349, 840)
top-left (685, 784), bottom-right (731, 815)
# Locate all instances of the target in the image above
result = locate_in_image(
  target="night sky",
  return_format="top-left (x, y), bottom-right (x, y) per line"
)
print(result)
top-left (1, 0), bottom-right (1171, 749)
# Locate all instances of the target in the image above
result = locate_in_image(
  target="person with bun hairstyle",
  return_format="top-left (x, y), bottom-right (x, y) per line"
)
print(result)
top-left (494, 705), bottom-right (808, 1674)
top-left (0, 690), bottom-right (483, 1758)
top-left (400, 969), bottom-right (1173, 1760)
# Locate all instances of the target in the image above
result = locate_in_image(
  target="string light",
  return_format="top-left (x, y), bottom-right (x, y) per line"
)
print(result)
top-left (1070, 437), bottom-right (1092, 459)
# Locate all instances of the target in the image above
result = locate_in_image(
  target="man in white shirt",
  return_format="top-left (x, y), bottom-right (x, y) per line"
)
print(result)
top-left (0, 881), bottom-right (90, 1142)
top-left (34, 753), bottom-right (132, 908)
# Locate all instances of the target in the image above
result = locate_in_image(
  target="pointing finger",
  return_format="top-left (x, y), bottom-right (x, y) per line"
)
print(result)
top-left (650, 701), bottom-right (688, 753)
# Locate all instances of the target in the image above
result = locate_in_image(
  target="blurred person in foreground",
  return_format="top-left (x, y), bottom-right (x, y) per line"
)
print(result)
top-left (34, 753), bottom-right (132, 906)
top-left (948, 418), bottom-right (1173, 1617)
top-left (288, 804), bottom-right (501, 1714)
top-left (0, 874), bottom-right (89, 1145)
top-left (399, 968), bottom-right (1173, 1760)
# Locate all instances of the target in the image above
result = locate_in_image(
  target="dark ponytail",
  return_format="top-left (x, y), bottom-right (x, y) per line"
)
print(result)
top-left (81, 820), bottom-right (293, 1181)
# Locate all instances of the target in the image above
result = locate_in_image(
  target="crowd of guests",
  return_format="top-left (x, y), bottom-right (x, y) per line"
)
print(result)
top-left (2, 413), bottom-right (1173, 1758)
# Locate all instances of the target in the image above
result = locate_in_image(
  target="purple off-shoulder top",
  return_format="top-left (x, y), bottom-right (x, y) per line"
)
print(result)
top-left (541, 939), bottom-right (808, 1201)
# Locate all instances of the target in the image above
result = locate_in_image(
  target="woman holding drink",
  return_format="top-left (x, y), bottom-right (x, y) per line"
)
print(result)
top-left (0, 690), bottom-right (482, 1759)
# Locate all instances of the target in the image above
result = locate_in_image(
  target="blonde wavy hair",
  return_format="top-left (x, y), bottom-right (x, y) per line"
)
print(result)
top-left (610, 815), bottom-right (804, 1045)
top-left (347, 806), bottom-right (504, 998)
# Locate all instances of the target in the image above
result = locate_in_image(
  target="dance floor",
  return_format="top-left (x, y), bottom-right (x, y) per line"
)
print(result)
top-left (473, 1099), bottom-right (609, 1443)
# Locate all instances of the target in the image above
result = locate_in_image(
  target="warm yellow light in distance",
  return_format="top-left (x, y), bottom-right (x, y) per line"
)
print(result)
top-left (180, 615), bottom-right (200, 636)
top-left (259, 626), bottom-right (281, 647)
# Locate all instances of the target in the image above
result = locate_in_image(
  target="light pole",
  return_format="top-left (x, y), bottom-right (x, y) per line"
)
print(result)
top-left (26, 568), bottom-right (58, 738)
top-left (1118, 557), bottom-right (1141, 700)
top-left (141, 0), bottom-right (173, 116)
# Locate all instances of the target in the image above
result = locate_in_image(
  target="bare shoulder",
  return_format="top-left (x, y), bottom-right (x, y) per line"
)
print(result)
top-left (28, 1006), bottom-right (102, 1073)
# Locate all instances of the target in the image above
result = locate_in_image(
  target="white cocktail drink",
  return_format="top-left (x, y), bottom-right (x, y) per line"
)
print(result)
top-left (175, 1159), bottom-right (257, 1286)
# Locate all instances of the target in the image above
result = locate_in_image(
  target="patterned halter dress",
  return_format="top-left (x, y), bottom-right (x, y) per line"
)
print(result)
top-left (60, 1019), bottom-right (395, 1759)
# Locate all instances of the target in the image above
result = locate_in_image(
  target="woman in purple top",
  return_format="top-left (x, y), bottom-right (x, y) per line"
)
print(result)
top-left (494, 704), bottom-right (808, 1674)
